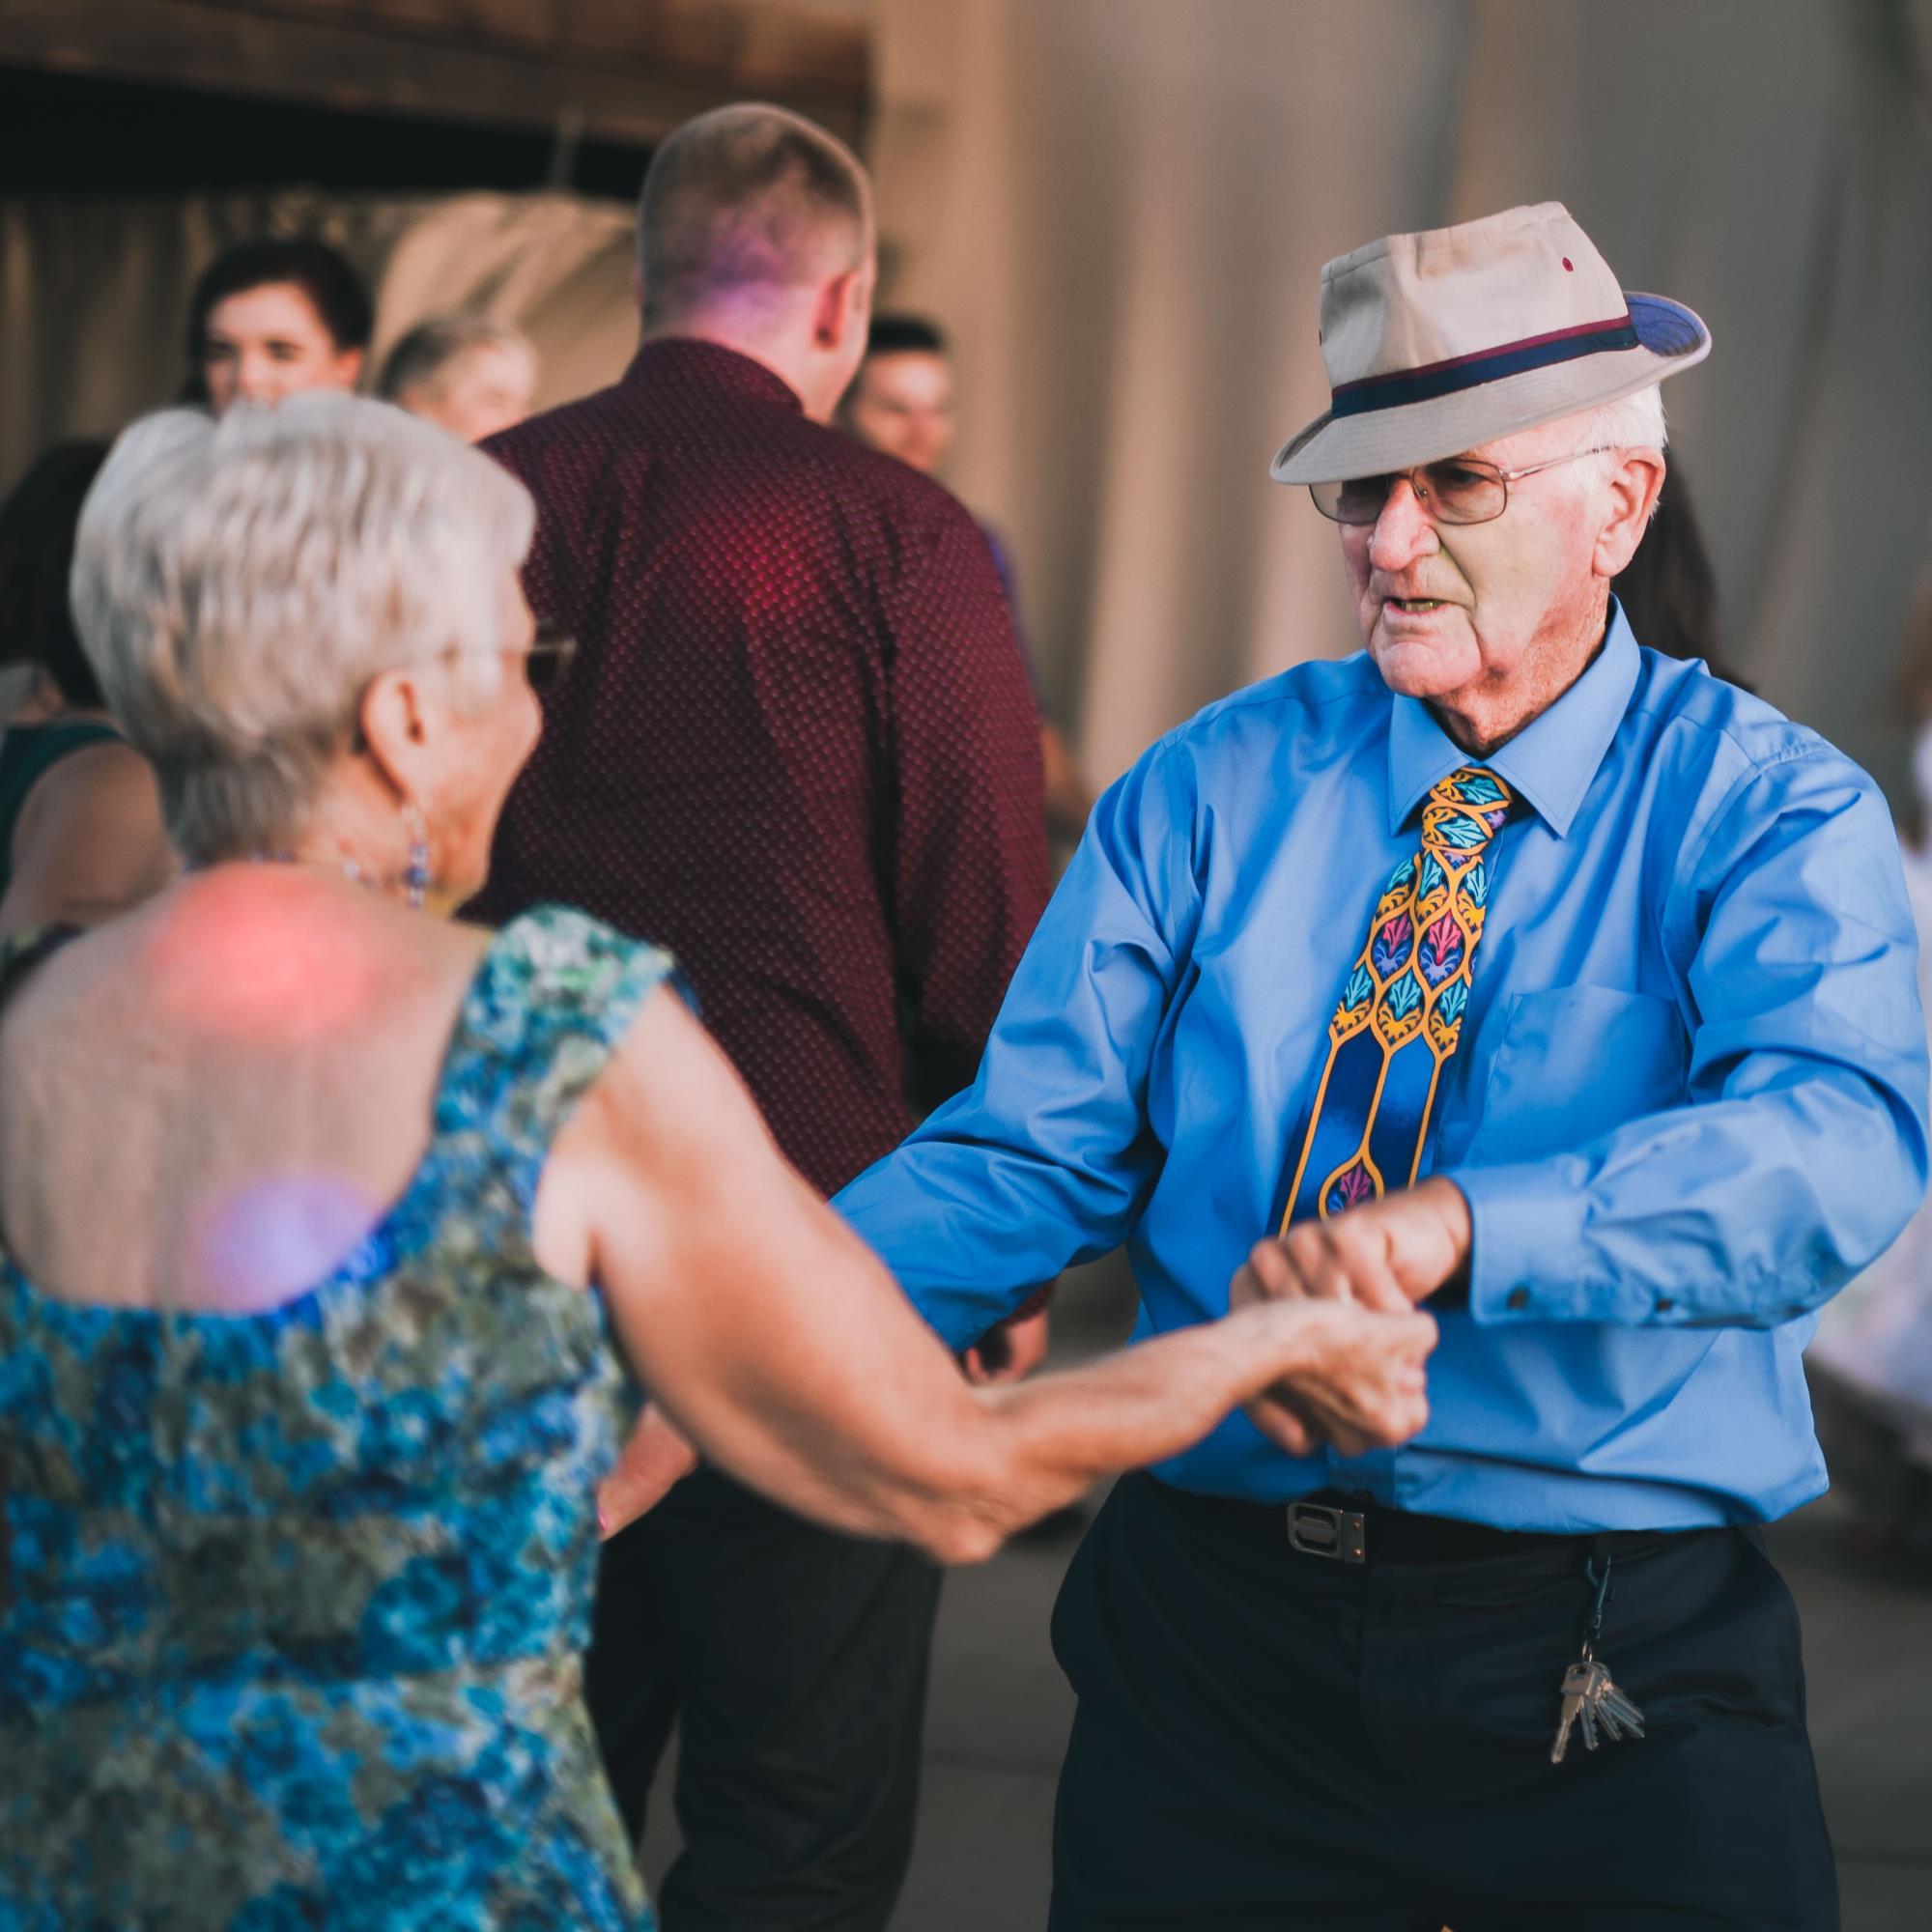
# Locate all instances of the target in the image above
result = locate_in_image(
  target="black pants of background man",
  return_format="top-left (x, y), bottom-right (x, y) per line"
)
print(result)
top-left (588, 1466), bottom-right (942, 1932)
top-left (1049, 1472), bottom-right (1837, 1931)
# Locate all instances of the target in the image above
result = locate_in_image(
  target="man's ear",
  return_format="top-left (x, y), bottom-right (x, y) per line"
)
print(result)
top-left (335, 346), bottom-right (366, 392)
top-left (356, 666), bottom-right (433, 803)
top-left (811, 267), bottom-right (866, 352)
top-left (1594, 449), bottom-right (1667, 580)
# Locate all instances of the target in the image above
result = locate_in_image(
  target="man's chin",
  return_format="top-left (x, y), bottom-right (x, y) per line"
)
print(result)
top-left (1366, 629), bottom-right (1480, 699)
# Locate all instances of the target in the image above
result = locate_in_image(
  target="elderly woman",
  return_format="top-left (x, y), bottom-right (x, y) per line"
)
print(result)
top-left (0, 395), bottom-right (1435, 1930)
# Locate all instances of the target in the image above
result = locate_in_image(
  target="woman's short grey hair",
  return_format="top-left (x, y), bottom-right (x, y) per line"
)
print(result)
top-left (71, 391), bottom-right (534, 865)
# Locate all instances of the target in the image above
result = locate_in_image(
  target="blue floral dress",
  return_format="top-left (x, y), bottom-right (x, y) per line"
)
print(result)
top-left (0, 906), bottom-right (672, 1930)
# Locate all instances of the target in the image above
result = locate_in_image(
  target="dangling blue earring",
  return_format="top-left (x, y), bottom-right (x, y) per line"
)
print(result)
top-left (402, 801), bottom-right (433, 910)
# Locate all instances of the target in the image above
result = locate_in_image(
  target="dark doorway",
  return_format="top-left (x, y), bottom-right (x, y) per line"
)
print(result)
top-left (0, 64), bottom-right (651, 198)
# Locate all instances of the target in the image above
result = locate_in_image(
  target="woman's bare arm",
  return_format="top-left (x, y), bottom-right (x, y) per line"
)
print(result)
top-left (0, 745), bottom-right (175, 938)
top-left (535, 990), bottom-right (1435, 1562)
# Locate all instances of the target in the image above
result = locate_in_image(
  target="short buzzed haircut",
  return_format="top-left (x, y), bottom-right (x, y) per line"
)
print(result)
top-left (638, 103), bottom-right (872, 329)
top-left (376, 313), bottom-right (532, 403)
top-left (866, 314), bottom-right (949, 360)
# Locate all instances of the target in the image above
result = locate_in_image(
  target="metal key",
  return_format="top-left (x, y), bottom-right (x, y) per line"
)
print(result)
top-left (1549, 1658), bottom-right (1605, 1764)
top-left (1588, 1669), bottom-right (1646, 1746)
top-left (1550, 1657), bottom-right (1647, 1763)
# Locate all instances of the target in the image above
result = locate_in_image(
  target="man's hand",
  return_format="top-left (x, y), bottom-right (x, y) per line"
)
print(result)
top-left (598, 1404), bottom-right (699, 1539)
top-left (1228, 1179), bottom-right (1470, 1454)
top-left (964, 1304), bottom-right (1051, 1385)
top-left (1232, 1178), bottom-right (1472, 1316)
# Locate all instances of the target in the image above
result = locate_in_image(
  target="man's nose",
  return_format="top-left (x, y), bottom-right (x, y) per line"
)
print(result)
top-left (1367, 477), bottom-right (1438, 573)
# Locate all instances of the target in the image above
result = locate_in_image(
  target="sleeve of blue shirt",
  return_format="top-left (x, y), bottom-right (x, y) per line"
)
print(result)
top-left (834, 737), bottom-right (1200, 1350)
top-left (1458, 746), bottom-right (1931, 1329)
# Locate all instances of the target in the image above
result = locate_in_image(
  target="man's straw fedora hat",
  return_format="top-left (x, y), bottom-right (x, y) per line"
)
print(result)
top-left (1272, 201), bottom-right (1710, 487)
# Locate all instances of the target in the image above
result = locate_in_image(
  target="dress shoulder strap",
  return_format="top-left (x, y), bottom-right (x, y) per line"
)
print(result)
top-left (0, 722), bottom-right (126, 823)
top-left (430, 904), bottom-right (689, 1268)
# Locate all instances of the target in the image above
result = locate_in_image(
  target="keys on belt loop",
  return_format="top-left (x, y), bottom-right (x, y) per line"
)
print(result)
top-left (1286, 1500), bottom-right (1367, 1563)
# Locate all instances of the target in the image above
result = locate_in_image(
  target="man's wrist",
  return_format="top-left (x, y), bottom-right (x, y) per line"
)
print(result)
top-left (1416, 1175), bottom-right (1474, 1304)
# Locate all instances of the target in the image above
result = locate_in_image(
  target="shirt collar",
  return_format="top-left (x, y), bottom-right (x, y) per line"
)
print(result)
top-left (1383, 598), bottom-right (1640, 839)
top-left (622, 335), bottom-right (807, 414)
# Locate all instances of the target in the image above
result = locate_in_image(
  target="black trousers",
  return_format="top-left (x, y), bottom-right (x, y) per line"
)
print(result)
top-left (587, 1467), bottom-right (943, 1932)
top-left (1048, 1473), bottom-right (1837, 1931)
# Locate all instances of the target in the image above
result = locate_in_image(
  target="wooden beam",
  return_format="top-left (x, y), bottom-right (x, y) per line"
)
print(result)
top-left (0, 0), bottom-right (870, 149)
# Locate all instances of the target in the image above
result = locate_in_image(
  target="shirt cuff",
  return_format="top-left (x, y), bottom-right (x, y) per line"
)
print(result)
top-left (1451, 1160), bottom-right (1653, 1325)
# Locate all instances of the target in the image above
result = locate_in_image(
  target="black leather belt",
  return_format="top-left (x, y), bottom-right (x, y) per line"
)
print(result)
top-left (1162, 1482), bottom-right (1652, 1567)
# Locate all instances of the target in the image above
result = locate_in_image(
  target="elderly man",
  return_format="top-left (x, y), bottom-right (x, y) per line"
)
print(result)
top-left (836, 202), bottom-right (1928, 1928)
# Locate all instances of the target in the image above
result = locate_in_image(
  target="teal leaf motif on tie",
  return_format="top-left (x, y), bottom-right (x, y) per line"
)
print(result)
top-left (1453, 772), bottom-right (1507, 808)
top-left (1435, 814), bottom-right (1490, 851)
top-left (1341, 963), bottom-right (1374, 1012)
top-left (1464, 860), bottom-right (1490, 908)
top-left (1418, 852), bottom-right (1444, 899)
top-left (1384, 972), bottom-right (1422, 1020)
top-left (1385, 855), bottom-right (1416, 893)
top-left (1436, 979), bottom-right (1468, 1027)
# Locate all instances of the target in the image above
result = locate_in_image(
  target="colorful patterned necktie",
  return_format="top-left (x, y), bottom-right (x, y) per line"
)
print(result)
top-left (1279, 766), bottom-right (1514, 1232)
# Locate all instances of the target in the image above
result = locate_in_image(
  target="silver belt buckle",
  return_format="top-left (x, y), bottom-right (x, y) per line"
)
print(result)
top-left (1286, 1500), bottom-right (1367, 1564)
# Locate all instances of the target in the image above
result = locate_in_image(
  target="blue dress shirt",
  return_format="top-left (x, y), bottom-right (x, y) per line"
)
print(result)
top-left (835, 606), bottom-right (1931, 1529)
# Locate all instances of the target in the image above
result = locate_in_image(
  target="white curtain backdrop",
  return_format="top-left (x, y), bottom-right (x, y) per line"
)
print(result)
top-left (869, 0), bottom-right (1932, 799)
top-left (6, 1), bottom-right (1930, 798)
top-left (0, 189), bottom-right (637, 484)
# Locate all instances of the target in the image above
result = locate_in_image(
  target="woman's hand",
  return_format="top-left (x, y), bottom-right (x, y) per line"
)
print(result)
top-left (1233, 1296), bottom-right (1436, 1460)
top-left (598, 1404), bottom-right (699, 1539)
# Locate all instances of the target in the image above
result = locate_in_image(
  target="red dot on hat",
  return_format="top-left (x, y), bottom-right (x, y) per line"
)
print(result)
top-left (1562, 257), bottom-right (1575, 271)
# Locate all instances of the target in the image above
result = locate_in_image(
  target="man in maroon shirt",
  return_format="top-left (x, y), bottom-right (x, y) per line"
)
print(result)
top-left (471, 105), bottom-right (1049, 1930)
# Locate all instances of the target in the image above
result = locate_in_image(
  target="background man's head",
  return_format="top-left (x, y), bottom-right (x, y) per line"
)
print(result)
top-left (840, 315), bottom-right (956, 475)
top-left (636, 103), bottom-right (875, 421)
top-left (379, 316), bottom-right (539, 444)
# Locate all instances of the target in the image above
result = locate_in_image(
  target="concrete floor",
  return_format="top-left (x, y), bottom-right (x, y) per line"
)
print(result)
top-left (642, 1271), bottom-right (1932, 1931)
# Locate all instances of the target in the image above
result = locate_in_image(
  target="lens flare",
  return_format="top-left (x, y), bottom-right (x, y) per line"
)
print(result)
top-left (185, 1168), bottom-right (389, 1312)
top-left (143, 869), bottom-right (386, 1042)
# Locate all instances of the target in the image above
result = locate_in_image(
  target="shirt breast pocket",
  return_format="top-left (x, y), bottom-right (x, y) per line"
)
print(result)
top-left (1463, 985), bottom-right (1689, 1163)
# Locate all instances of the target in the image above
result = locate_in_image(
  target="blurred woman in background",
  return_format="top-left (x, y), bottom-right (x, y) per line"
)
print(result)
top-left (0, 394), bottom-right (1435, 1928)
top-left (1614, 463), bottom-right (1763, 696)
top-left (184, 235), bottom-right (372, 414)
top-left (0, 441), bottom-right (171, 936)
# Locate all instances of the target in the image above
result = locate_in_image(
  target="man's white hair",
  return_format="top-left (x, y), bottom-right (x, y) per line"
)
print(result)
top-left (1578, 384), bottom-right (1667, 456)
top-left (71, 391), bottom-right (534, 864)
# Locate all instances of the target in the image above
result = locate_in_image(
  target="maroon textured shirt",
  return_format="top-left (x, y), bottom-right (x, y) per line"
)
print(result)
top-left (471, 338), bottom-right (1049, 1198)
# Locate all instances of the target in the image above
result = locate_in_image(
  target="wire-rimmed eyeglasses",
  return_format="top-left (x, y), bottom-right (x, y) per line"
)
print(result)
top-left (1309, 446), bottom-right (1617, 527)
top-left (520, 618), bottom-right (579, 695)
